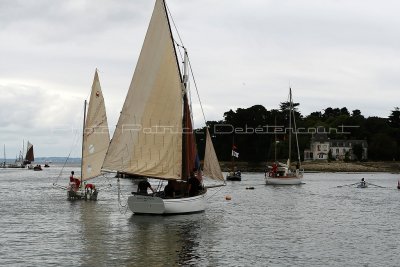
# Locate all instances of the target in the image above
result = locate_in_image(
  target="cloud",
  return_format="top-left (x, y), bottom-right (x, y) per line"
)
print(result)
top-left (1, 0), bottom-right (400, 156)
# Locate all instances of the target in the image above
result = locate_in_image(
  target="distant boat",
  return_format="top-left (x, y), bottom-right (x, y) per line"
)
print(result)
top-left (23, 141), bottom-right (34, 165)
top-left (9, 141), bottom-right (25, 168)
top-left (226, 171), bottom-right (241, 181)
top-left (2, 144), bottom-right (6, 168)
top-left (101, 0), bottom-right (225, 215)
top-left (66, 70), bottom-right (110, 201)
top-left (226, 136), bottom-right (241, 181)
top-left (33, 164), bottom-right (42, 171)
top-left (265, 88), bottom-right (304, 185)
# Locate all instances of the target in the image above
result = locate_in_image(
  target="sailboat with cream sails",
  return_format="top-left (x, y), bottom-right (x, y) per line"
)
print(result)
top-left (102, 0), bottom-right (225, 214)
top-left (62, 70), bottom-right (110, 200)
top-left (265, 88), bottom-right (304, 185)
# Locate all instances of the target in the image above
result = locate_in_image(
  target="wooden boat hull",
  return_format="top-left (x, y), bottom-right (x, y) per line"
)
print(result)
top-left (128, 193), bottom-right (206, 215)
top-left (67, 189), bottom-right (98, 200)
top-left (67, 189), bottom-right (84, 200)
top-left (226, 175), bottom-right (241, 181)
top-left (265, 177), bottom-right (302, 185)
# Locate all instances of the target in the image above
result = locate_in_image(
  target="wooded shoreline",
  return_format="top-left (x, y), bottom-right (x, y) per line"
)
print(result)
top-left (220, 161), bottom-right (400, 173)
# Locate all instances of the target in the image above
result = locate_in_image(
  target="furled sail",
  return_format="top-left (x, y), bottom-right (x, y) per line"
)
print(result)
top-left (81, 70), bottom-right (110, 181)
top-left (202, 129), bottom-right (224, 181)
top-left (102, 0), bottom-right (183, 180)
top-left (25, 141), bottom-right (34, 162)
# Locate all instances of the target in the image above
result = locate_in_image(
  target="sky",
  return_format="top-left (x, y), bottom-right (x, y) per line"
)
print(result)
top-left (1, 0), bottom-right (399, 157)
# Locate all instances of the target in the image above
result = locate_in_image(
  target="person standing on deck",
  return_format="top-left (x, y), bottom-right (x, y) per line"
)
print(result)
top-left (69, 171), bottom-right (80, 191)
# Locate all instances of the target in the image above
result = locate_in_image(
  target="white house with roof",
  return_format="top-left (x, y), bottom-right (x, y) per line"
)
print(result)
top-left (304, 131), bottom-right (368, 161)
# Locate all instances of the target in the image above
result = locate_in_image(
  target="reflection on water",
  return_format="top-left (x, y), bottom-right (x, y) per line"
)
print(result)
top-left (2, 167), bottom-right (400, 266)
top-left (126, 214), bottom-right (202, 266)
top-left (79, 201), bottom-right (110, 267)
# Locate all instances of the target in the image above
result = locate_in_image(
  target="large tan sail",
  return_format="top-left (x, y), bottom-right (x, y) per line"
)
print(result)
top-left (82, 70), bottom-right (110, 181)
top-left (202, 129), bottom-right (224, 181)
top-left (102, 0), bottom-right (183, 180)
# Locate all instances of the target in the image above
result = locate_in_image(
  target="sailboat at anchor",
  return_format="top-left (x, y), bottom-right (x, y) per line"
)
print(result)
top-left (265, 88), bottom-right (304, 185)
top-left (102, 0), bottom-right (225, 214)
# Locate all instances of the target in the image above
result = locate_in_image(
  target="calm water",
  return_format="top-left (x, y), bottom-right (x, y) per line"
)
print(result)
top-left (1, 166), bottom-right (400, 267)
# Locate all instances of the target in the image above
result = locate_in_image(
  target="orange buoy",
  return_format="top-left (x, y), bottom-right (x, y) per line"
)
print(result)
top-left (225, 195), bottom-right (232, 200)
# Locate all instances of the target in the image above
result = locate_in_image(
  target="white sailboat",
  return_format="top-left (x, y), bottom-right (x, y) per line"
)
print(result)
top-left (102, 0), bottom-right (225, 215)
top-left (265, 88), bottom-right (304, 185)
top-left (67, 69), bottom-right (110, 200)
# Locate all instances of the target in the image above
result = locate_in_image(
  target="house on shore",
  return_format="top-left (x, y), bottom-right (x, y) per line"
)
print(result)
top-left (304, 131), bottom-right (368, 161)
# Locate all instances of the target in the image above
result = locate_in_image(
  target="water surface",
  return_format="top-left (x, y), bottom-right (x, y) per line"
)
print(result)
top-left (1, 167), bottom-right (399, 266)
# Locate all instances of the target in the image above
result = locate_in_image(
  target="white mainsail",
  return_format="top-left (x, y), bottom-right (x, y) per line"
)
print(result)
top-left (202, 129), bottom-right (224, 181)
top-left (102, 0), bottom-right (183, 180)
top-left (81, 70), bottom-right (110, 181)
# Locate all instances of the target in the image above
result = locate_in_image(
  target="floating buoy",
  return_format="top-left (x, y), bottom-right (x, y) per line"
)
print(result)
top-left (225, 195), bottom-right (232, 200)
top-left (246, 187), bottom-right (254, 190)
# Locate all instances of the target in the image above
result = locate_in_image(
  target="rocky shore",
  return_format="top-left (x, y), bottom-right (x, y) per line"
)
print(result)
top-left (220, 161), bottom-right (400, 173)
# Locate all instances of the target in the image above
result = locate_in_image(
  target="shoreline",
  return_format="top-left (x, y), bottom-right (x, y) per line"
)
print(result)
top-left (220, 161), bottom-right (400, 173)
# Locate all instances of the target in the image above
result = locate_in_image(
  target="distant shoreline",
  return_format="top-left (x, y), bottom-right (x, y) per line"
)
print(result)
top-left (220, 161), bottom-right (400, 173)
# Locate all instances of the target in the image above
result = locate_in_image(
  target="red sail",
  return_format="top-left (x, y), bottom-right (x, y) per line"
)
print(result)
top-left (182, 94), bottom-right (199, 180)
top-left (25, 145), bottom-right (34, 162)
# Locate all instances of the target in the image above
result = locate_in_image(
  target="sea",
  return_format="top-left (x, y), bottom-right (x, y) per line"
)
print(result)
top-left (1, 166), bottom-right (400, 267)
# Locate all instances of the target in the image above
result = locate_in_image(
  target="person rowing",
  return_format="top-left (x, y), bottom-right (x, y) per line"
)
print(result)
top-left (357, 178), bottom-right (368, 188)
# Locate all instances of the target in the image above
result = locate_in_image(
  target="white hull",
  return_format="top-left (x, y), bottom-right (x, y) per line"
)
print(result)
top-left (265, 176), bottom-right (303, 185)
top-left (128, 193), bottom-right (206, 215)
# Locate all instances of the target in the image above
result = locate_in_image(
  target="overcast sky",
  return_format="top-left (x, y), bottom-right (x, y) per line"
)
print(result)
top-left (1, 0), bottom-right (399, 157)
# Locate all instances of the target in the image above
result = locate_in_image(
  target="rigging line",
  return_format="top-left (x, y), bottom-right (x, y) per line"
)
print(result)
top-left (175, 41), bottom-right (184, 62)
top-left (116, 178), bottom-right (129, 213)
top-left (175, 42), bottom-right (197, 129)
top-left (165, 2), bottom-right (184, 49)
top-left (54, 130), bottom-right (81, 185)
top-left (187, 55), bottom-right (207, 126)
top-left (206, 184), bottom-right (225, 200)
top-left (166, 1), bottom-right (207, 126)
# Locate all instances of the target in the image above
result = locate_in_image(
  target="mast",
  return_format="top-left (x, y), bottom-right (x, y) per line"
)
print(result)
top-left (288, 88), bottom-right (292, 166)
top-left (231, 134), bottom-right (235, 171)
top-left (163, 0), bottom-right (183, 84)
top-left (291, 89), bottom-right (302, 167)
top-left (162, 0), bottom-right (192, 179)
top-left (3, 144), bottom-right (5, 168)
top-left (274, 116), bottom-right (277, 162)
top-left (81, 100), bottom-right (87, 187)
top-left (22, 139), bottom-right (24, 163)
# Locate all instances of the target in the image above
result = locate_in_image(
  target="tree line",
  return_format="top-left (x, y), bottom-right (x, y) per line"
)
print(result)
top-left (195, 104), bottom-right (400, 162)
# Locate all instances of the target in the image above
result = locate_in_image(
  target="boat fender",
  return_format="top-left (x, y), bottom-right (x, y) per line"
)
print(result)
top-left (225, 195), bottom-right (231, 200)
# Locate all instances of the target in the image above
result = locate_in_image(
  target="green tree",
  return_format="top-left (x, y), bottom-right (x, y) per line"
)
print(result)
top-left (352, 144), bottom-right (363, 161)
